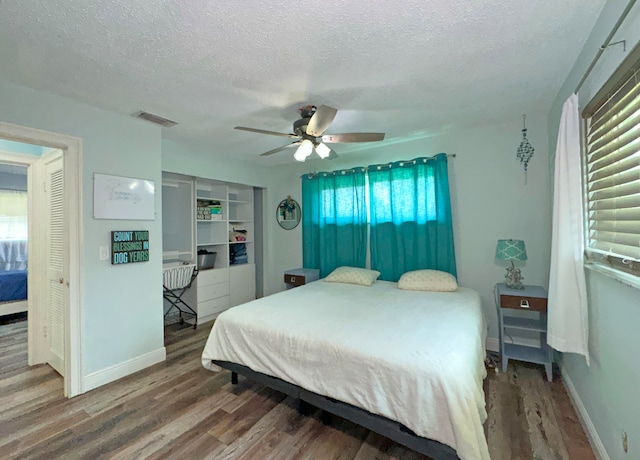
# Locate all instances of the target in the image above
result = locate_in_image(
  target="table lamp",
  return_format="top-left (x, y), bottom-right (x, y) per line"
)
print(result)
top-left (495, 239), bottom-right (527, 289)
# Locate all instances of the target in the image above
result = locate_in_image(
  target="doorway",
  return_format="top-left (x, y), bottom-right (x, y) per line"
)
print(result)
top-left (0, 122), bottom-right (82, 397)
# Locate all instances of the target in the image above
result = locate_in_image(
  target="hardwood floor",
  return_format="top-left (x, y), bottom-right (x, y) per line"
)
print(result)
top-left (0, 319), bottom-right (595, 459)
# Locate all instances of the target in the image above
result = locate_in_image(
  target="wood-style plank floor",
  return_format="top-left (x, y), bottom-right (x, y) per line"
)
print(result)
top-left (0, 318), bottom-right (595, 459)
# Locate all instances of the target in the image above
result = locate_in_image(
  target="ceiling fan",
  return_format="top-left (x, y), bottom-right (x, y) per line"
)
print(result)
top-left (235, 105), bottom-right (385, 161)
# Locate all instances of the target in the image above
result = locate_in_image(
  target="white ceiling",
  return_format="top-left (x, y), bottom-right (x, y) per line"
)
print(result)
top-left (0, 1), bottom-right (605, 165)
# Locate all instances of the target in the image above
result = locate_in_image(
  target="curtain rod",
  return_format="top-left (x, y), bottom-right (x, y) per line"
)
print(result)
top-left (303, 153), bottom-right (456, 177)
top-left (574, 0), bottom-right (637, 94)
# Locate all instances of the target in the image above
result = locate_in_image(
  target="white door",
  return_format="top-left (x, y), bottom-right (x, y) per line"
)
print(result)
top-left (43, 150), bottom-right (65, 376)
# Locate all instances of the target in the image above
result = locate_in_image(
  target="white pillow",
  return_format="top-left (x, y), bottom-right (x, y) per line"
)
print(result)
top-left (325, 266), bottom-right (381, 286)
top-left (397, 269), bottom-right (458, 292)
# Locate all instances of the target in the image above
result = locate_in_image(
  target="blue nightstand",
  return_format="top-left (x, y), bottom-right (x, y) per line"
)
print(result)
top-left (495, 283), bottom-right (552, 381)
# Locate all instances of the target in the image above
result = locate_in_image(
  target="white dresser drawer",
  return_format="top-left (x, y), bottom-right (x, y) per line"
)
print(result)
top-left (198, 295), bottom-right (230, 319)
top-left (197, 281), bottom-right (230, 302)
top-left (197, 268), bottom-right (229, 287)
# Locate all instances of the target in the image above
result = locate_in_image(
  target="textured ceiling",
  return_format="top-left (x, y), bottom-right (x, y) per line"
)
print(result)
top-left (0, 1), bottom-right (605, 165)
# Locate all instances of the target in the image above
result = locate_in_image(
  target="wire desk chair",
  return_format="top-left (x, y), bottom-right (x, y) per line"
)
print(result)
top-left (163, 263), bottom-right (198, 329)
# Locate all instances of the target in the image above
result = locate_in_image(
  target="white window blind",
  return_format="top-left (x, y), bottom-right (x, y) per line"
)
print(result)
top-left (584, 52), bottom-right (640, 277)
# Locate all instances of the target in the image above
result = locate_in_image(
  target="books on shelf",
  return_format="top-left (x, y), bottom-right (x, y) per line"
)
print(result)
top-left (196, 200), bottom-right (223, 220)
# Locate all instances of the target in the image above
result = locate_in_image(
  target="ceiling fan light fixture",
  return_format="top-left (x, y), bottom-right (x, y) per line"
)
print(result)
top-left (235, 104), bottom-right (385, 160)
top-left (294, 139), bottom-right (314, 162)
top-left (315, 142), bottom-right (331, 159)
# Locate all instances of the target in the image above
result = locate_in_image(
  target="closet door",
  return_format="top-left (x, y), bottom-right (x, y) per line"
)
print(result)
top-left (44, 151), bottom-right (65, 376)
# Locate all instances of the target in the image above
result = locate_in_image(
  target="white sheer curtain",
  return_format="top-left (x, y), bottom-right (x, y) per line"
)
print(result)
top-left (548, 93), bottom-right (589, 365)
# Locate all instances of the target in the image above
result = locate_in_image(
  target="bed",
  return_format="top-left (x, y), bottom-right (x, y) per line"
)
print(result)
top-left (0, 270), bottom-right (27, 302)
top-left (201, 279), bottom-right (489, 460)
top-left (0, 239), bottom-right (28, 316)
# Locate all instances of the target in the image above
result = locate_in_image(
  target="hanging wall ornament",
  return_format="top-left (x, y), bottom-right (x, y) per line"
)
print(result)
top-left (517, 114), bottom-right (534, 184)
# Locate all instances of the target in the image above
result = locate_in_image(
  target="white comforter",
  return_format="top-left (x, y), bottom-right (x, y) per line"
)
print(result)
top-left (202, 280), bottom-right (489, 460)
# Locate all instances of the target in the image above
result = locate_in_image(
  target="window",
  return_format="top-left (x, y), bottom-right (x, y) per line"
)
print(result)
top-left (583, 44), bottom-right (640, 277)
top-left (369, 175), bottom-right (437, 224)
top-left (319, 183), bottom-right (367, 226)
top-left (302, 155), bottom-right (455, 280)
top-left (0, 189), bottom-right (28, 239)
top-left (302, 169), bottom-right (368, 276)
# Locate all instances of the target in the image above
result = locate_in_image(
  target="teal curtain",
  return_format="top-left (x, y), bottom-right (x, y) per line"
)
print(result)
top-left (302, 169), bottom-right (367, 277)
top-left (368, 153), bottom-right (456, 281)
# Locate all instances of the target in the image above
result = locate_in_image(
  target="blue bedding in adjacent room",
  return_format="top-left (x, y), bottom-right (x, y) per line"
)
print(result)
top-left (0, 270), bottom-right (27, 302)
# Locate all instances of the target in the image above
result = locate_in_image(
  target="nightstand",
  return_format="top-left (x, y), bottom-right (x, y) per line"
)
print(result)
top-left (495, 283), bottom-right (552, 381)
top-left (284, 268), bottom-right (320, 289)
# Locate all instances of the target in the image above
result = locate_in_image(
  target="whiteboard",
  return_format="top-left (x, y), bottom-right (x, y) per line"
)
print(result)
top-left (93, 173), bottom-right (155, 220)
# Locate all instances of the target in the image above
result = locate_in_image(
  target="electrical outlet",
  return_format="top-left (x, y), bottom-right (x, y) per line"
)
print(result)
top-left (622, 431), bottom-right (628, 453)
top-left (99, 246), bottom-right (109, 261)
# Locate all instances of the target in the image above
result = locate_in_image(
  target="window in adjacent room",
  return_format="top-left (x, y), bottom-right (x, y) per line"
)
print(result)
top-left (582, 43), bottom-right (640, 277)
top-left (0, 189), bottom-right (28, 240)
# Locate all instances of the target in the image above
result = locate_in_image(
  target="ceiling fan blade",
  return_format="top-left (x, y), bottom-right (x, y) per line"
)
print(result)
top-left (235, 126), bottom-right (299, 139)
top-left (322, 133), bottom-right (385, 143)
top-left (327, 149), bottom-right (339, 160)
top-left (306, 105), bottom-right (337, 137)
top-left (259, 142), bottom-right (300, 157)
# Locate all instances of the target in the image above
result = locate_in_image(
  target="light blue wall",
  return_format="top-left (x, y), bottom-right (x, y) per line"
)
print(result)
top-left (0, 78), bottom-right (164, 377)
top-left (548, 1), bottom-right (640, 459)
top-left (272, 114), bottom-right (552, 342)
top-left (0, 78), bottom-right (287, 384)
top-left (0, 138), bottom-right (44, 156)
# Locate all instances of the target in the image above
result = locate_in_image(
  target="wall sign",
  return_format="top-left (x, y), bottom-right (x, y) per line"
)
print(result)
top-left (111, 230), bottom-right (149, 264)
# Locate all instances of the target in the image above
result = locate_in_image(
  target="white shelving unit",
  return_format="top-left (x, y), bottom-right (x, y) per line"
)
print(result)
top-left (194, 178), bottom-right (256, 323)
top-left (161, 173), bottom-right (258, 326)
top-left (195, 178), bottom-right (229, 271)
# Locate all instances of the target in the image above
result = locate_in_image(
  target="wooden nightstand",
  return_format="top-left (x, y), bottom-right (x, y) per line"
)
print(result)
top-left (284, 268), bottom-right (320, 289)
top-left (495, 283), bottom-right (552, 381)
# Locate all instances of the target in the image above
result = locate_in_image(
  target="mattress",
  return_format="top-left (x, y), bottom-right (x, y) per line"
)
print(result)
top-left (201, 280), bottom-right (489, 460)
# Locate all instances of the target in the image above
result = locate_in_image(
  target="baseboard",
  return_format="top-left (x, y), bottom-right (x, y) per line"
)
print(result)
top-left (486, 337), bottom-right (499, 352)
top-left (83, 347), bottom-right (166, 393)
top-left (198, 310), bottom-right (223, 325)
top-left (561, 367), bottom-right (609, 460)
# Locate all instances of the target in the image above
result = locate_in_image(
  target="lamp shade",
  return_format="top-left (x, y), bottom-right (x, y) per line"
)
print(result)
top-left (294, 139), bottom-right (314, 162)
top-left (495, 239), bottom-right (527, 261)
top-left (315, 142), bottom-right (331, 159)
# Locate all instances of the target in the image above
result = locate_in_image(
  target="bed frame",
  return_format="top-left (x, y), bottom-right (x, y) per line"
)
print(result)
top-left (212, 360), bottom-right (460, 460)
top-left (0, 300), bottom-right (27, 317)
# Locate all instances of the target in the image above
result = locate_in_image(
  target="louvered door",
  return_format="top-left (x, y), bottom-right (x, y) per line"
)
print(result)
top-left (45, 151), bottom-right (65, 376)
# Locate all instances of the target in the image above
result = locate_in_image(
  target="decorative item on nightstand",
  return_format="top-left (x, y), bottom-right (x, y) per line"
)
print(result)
top-left (495, 239), bottom-right (527, 289)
